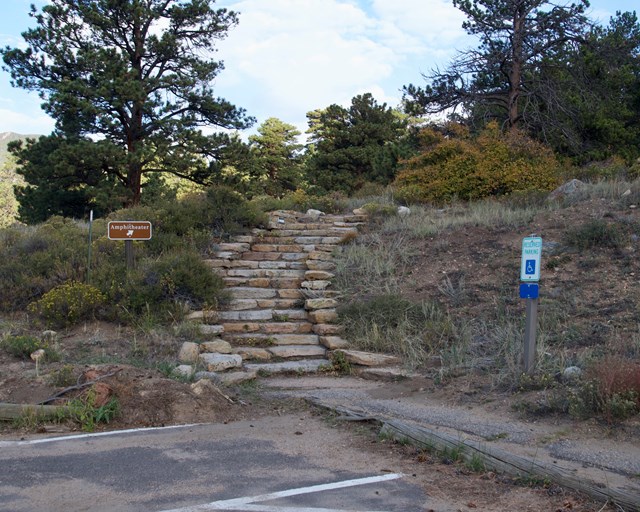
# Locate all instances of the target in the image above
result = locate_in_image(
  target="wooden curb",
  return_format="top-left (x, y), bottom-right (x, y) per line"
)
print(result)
top-left (0, 403), bottom-right (68, 421)
top-left (380, 419), bottom-right (639, 512)
top-left (307, 399), bottom-right (638, 511)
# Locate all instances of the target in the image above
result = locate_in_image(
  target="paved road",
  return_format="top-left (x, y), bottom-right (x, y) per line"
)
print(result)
top-left (0, 415), bottom-right (435, 512)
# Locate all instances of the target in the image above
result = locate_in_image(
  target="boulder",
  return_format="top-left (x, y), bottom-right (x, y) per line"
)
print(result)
top-left (199, 353), bottom-right (243, 372)
top-left (178, 342), bottom-right (200, 364)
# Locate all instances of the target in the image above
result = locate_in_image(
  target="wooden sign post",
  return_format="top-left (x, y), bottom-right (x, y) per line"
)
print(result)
top-left (107, 221), bottom-right (152, 269)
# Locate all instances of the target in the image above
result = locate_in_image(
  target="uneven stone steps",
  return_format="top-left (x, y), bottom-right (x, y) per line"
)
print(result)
top-left (176, 209), bottom-right (408, 381)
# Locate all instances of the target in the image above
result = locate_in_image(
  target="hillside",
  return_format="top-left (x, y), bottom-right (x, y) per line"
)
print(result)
top-left (335, 182), bottom-right (640, 426)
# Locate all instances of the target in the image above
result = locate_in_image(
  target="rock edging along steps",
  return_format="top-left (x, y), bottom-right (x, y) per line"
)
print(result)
top-left (175, 209), bottom-right (402, 384)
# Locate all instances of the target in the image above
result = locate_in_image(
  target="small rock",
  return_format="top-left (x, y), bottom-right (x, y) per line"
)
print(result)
top-left (352, 207), bottom-right (367, 216)
top-left (622, 189), bottom-right (632, 197)
top-left (191, 379), bottom-right (217, 396)
top-left (178, 342), bottom-right (200, 364)
top-left (306, 209), bottom-right (325, 219)
top-left (397, 206), bottom-right (411, 217)
top-left (563, 366), bottom-right (583, 383)
top-left (173, 365), bottom-right (195, 378)
top-left (41, 330), bottom-right (58, 342)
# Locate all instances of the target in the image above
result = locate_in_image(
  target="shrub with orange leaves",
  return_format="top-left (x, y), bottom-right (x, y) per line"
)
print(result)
top-left (394, 122), bottom-right (561, 204)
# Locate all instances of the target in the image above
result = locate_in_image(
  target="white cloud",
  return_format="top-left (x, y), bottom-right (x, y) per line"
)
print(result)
top-left (0, 108), bottom-right (55, 135)
top-left (214, 0), bottom-right (467, 134)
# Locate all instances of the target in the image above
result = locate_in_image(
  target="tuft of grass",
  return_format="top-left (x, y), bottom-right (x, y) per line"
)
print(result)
top-left (565, 219), bottom-right (625, 250)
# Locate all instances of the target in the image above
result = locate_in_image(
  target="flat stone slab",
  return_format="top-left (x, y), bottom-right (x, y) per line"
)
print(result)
top-left (199, 324), bottom-right (225, 335)
top-left (319, 336), bottom-right (349, 349)
top-left (227, 287), bottom-right (277, 299)
top-left (301, 280), bottom-right (331, 290)
top-left (200, 340), bottom-right (233, 354)
top-left (305, 270), bottom-right (335, 280)
top-left (357, 367), bottom-right (418, 381)
top-left (334, 349), bottom-right (401, 367)
top-left (313, 323), bottom-right (344, 335)
top-left (218, 310), bottom-right (274, 321)
top-left (233, 347), bottom-right (272, 361)
top-left (217, 370), bottom-right (258, 386)
top-left (268, 345), bottom-right (326, 358)
top-left (308, 309), bottom-right (338, 323)
top-left (199, 353), bottom-right (243, 372)
top-left (306, 260), bottom-right (336, 271)
top-left (245, 359), bottom-right (330, 374)
top-left (305, 298), bottom-right (338, 310)
top-left (226, 333), bottom-right (320, 345)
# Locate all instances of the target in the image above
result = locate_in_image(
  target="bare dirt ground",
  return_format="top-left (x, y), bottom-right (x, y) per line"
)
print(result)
top-left (1, 196), bottom-right (639, 510)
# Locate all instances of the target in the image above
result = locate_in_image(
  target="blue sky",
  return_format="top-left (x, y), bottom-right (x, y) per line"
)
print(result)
top-left (0, 0), bottom-right (637, 136)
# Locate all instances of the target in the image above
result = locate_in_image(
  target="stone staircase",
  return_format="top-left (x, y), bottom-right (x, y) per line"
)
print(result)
top-left (176, 209), bottom-right (382, 384)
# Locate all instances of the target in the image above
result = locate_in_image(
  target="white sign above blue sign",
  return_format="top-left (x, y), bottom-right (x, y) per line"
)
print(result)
top-left (520, 237), bottom-right (542, 282)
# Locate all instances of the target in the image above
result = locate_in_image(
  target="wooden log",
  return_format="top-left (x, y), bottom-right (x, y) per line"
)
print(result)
top-left (0, 403), bottom-right (68, 421)
top-left (380, 419), bottom-right (640, 512)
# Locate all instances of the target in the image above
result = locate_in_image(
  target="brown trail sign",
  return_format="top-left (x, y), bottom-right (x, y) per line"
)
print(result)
top-left (107, 221), bottom-right (152, 268)
top-left (107, 221), bottom-right (152, 240)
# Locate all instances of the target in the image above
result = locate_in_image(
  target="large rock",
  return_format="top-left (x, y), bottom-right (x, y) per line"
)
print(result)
top-left (199, 353), bottom-right (243, 372)
top-left (548, 179), bottom-right (585, 201)
top-left (305, 298), bottom-right (338, 310)
top-left (200, 340), bottom-right (233, 354)
top-left (319, 336), bottom-right (349, 349)
top-left (178, 342), bottom-right (200, 364)
top-left (308, 309), bottom-right (338, 324)
top-left (334, 349), bottom-right (401, 367)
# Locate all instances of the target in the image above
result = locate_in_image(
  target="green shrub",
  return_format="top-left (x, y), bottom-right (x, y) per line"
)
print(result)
top-left (97, 252), bottom-right (227, 320)
top-left (565, 220), bottom-right (625, 250)
top-left (28, 281), bottom-right (105, 327)
top-left (338, 294), bottom-right (461, 366)
top-left (249, 189), bottom-right (347, 214)
top-left (394, 122), bottom-right (560, 204)
top-left (2, 335), bottom-right (46, 359)
top-left (0, 217), bottom-right (88, 310)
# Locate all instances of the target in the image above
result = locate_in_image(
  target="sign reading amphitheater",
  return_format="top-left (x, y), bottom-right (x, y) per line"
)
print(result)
top-left (108, 221), bottom-right (153, 241)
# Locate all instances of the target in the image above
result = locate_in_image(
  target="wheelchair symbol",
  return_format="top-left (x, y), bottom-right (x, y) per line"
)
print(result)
top-left (525, 259), bottom-right (536, 275)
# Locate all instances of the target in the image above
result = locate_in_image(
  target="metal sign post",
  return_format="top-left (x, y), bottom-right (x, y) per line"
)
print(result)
top-left (520, 236), bottom-right (542, 374)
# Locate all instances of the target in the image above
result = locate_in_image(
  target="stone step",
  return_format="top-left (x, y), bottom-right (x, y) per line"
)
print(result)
top-left (251, 244), bottom-right (315, 253)
top-left (240, 251), bottom-right (308, 262)
top-left (223, 277), bottom-right (303, 289)
top-left (225, 298), bottom-right (304, 310)
top-left (267, 345), bottom-right (327, 359)
top-left (226, 288), bottom-right (305, 301)
top-left (222, 321), bottom-right (313, 334)
top-left (227, 268), bottom-right (306, 277)
top-left (245, 359), bottom-right (330, 374)
top-left (223, 333), bottom-right (319, 346)
top-left (218, 308), bottom-right (308, 321)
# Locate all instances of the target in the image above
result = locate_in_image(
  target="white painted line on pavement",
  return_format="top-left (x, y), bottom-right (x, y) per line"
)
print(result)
top-left (159, 473), bottom-right (403, 512)
top-left (0, 423), bottom-right (202, 447)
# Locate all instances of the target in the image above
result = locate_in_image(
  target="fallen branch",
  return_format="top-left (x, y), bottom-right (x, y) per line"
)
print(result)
top-left (38, 369), bottom-right (121, 405)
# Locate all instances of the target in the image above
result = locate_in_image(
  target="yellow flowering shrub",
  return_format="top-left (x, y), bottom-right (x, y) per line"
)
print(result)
top-left (28, 281), bottom-right (105, 328)
top-left (394, 122), bottom-right (561, 204)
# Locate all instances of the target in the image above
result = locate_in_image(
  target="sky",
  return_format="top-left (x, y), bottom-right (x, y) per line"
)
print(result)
top-left (0, 0), bottom-right (637, 137)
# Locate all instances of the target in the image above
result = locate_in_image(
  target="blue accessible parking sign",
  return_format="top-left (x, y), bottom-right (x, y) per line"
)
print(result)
top-left (520, 237), bottom-right (542, 281)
